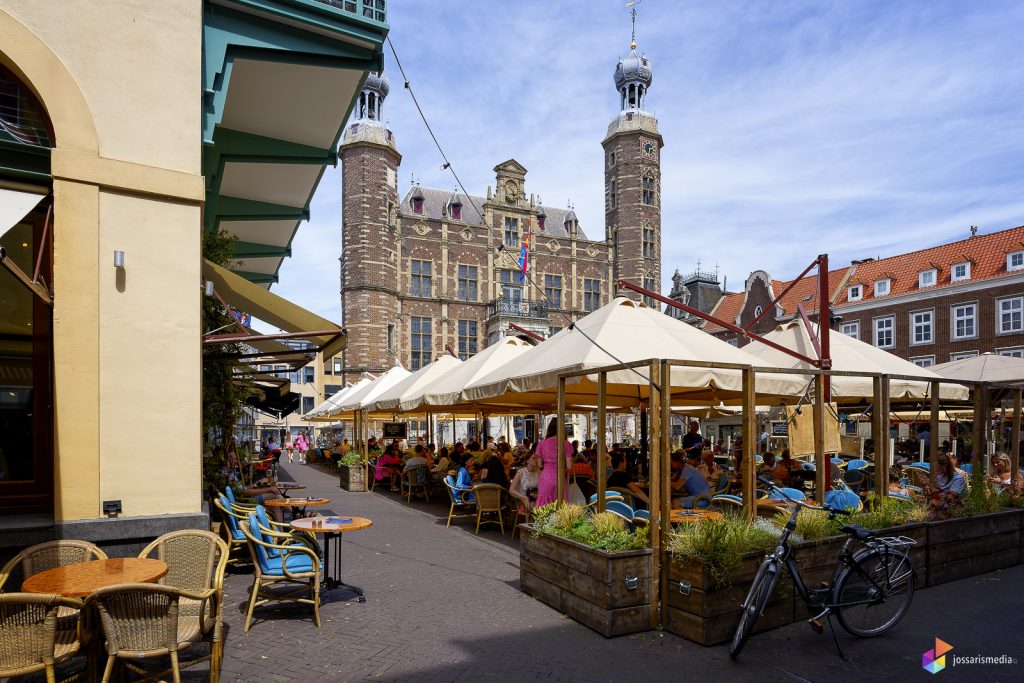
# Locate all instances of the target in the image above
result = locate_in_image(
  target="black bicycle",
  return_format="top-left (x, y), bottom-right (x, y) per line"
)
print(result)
top-left (730, 476), bottom-right (916, 659)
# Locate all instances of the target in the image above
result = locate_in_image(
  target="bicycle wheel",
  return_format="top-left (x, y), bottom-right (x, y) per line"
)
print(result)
top-left (834, 548), bottom-right (914, 637)
top-left (730, 558), bottom-right (781, 659)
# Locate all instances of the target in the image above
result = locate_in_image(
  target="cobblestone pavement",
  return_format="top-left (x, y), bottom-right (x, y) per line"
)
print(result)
top-left (210, 461), bottom-right (1024, 683)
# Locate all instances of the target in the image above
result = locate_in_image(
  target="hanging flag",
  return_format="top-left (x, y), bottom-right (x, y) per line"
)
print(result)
top-left (229, 307), bottom-right (252, 327)
top-left (518, 219), bottom-right (531, 283)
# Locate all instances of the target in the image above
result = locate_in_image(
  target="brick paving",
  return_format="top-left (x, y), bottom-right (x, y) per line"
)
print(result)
top-left (209, 462), bottom-right (1024, 682)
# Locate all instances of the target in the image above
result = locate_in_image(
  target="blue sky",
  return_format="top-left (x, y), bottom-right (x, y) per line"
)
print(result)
top-left (270, 0), bottom-right (1024, 323)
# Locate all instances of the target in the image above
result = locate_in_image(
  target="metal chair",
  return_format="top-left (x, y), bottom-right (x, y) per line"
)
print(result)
top-left (472, 484), bottom-right (506, 535)
top-left (0, 592), bottom-right (85, 683)
top-left (239, 515), bottom-right (322, 632)
top-left (0, 540), bottom-right (108, 592)
top-left (137, 530), bottom-right (228, 682)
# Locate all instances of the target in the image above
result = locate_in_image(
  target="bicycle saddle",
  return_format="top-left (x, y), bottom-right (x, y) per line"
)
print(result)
top-left (840, 524), bottom-right (874, 541)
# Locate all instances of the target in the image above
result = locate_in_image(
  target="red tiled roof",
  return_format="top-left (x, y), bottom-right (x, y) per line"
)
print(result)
top-left (837, 225), bottom-right (1024, 306)
top-left (703, 268), bottom-right (848, 333)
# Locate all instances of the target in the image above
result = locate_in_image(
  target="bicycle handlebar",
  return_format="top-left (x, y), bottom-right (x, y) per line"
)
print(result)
top-left (756, 475), bottom-right (852, 516)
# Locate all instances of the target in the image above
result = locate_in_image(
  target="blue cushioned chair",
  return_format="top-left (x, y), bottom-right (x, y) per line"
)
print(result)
top-left (825, 488), bottom-right (863, 513)
top-left (240, 513), bottom-right (322, 632)
top-left (769, 487), bottom-right (806, 502)
top-left (846, 459), bottom-right (868, 471)
top-left (632, 509), bottom-right (651, 525)
top-left (587, 491), bottom-right (625, 505)
top-left (830, 457), bottom-right (846, 471)
top-left (843, 468), bottom-right (867, 494)
top-left (888, 492), bottom-right (914, 503)
top-left (801, 462), bottom-right (816, 471)
top-left (710, 493), bottom-right (743, 510)
top-left (604, 500), bottom-right (636, 529)
top-left (960, 463), bottom-right (972, 475)
top-left (213, 495), bottom-right (250, 565)
top-left (443, 475), bottom-right (475, 528)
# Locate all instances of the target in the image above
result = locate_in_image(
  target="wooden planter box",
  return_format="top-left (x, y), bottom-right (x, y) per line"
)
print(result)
top-left (666, 552), bottom-right (794, 646)
top-left (927, 509), bottom-right (1022, 586)
top-left (338, 463), bottom-right (365, 492)
top-left (519, 525), bottom-right (652, 638)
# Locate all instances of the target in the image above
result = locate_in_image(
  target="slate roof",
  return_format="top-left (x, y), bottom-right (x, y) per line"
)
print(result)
top-left (398, 186), bottom-right (590, 241)
top-left (838, 225), bottom-right (1024, 306)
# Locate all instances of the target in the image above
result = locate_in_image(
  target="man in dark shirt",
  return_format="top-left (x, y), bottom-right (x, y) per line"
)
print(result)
top-left (606, 453), bottom-right (650, 506)
top-left (682, 421), bottom-right (704, 458)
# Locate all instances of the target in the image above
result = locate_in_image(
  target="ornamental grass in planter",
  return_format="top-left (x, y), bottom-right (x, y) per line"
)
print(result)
top-left (520, 504), bottom-right (653, 637)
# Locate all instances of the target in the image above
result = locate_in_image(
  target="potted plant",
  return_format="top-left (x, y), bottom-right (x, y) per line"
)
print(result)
top-left (338, 452), bottom-right (366, 491)
top-left (520, 503), bottom-right (653, 638)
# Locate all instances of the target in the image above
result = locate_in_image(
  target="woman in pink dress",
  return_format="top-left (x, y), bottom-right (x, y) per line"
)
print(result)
top-left (534, 418), bottom-right (573, 507)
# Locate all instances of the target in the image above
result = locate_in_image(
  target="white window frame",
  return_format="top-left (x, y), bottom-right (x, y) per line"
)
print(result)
top-left (918, 269), bottom-right (936, 288)
top-left (910, 355), bottom-right (935, 368)
top-left (873, 315), bottom-right (895, 349)
top-left (1008, 251), bottom-right (1024, 272)
top-left (874, 278), bottom-right (890, 297)
top-left (840, 321), bottom-right (860, 340)
top-left (951, 262), bottom-right (971, 282)
top-left (847, 285), bottom-right (862, 302)
top-left (950, 351), bottom-right (977, 361)
top-left (910, 309), bottom-right (934, 346)
top-left (997, 296), bottom-right (1024, 334)
top-left (951, 302), bottom-right (977, 340)
top-left (998, 347), bottom-right (1024, 358)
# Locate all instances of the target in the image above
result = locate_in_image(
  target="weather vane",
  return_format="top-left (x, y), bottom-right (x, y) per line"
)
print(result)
top-left (625, 0), bottom-right (642, 50)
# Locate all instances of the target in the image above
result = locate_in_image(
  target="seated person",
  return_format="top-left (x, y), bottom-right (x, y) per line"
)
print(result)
top-left (607, 453), bottom-right (650, 506)
top-left (697, 450), bottom-right (723, 487)
top-left (431, 447), bottom-right (452, 479)
top-left (771, 449), bottom-right (804, 486)
top-left (572, 453), bottom-right (595, 479)
top-left (374, 444), bottom-right (404, 491)
top-left (453, 453), bottom-right (476, 501)
top-left (757, 451), bottom-right (778, 479)
top-left (509, 453), bottom-right (541, 512)
top-left (403, 444), bottom-right (428, 471)
top-left (497, 442), bottom-right (515, 471)
top-left (480, 454), bottom-right (510, 489)
top-left (935, 454), bottom-right (966, 495)
top-left (986, 453), bottom-right (1012, 490)
top-left (238, 478), bottom-right (286, 522)
top-left (670, 452), bottom-right (712, 509)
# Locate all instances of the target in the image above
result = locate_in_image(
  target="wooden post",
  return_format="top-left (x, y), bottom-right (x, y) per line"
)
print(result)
top-left (973, 383), bottom-right (986, 476)
top-left (597, 372), bottom-right (608, 513)
top-left (557, 376), bottom-right (567, 503)
top-left (879, 375), bottom-right (890, 500)
top-left (872, 376), bottom-right (884, 500)
top-left (658, 360), bottom-right (672, 630)
top-left (813, 373), bottom-right (826, 504)
top-left (742, 367), bottom-right (756, 521)
top-left (647, 361), bottom-right (662, 629)
top-left (930, 381), bottom-right (940, 490)
top-left (1012, 389), bottom-right (1022, 487)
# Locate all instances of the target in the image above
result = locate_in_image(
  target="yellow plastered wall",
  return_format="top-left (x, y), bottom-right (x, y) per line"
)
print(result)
top-left (1, 3), bottom-right (204, 520)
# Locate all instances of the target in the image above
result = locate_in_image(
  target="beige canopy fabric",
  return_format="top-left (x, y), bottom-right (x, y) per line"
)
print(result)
top-left (203, 259), bottom-right (346, 359)
top-left (400, 337), bottom-right (534, 413)
top-left (365, 354), bottom-right (464, 415)
top-left (743, 321), bottom-right (969, 401)
top-left (461, 298), bottom-right (808, 410)
top-left (932, 353), bottom-right (1024, 385)
top-left (332, 365), bottom-right (411, 416)
top-left (304, 376), bottom-right (373, 420)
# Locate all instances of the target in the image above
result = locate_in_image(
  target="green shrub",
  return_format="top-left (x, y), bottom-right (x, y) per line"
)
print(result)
top-left (532, 503), bottom-right (648, 552)
top-left (668, 513), bottom-right (777, 589)
top-left (857, 494), bottom-right (924, 529)
top-left (339, 452), bottom-right (363, 466)
top-left (773, 508), bottom-right (840, 542)
top-left (958, 471), bottom-right (1008, 517)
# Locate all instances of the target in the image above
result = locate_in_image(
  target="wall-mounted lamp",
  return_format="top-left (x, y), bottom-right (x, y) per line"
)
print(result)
top-left (113, 250), bottom-right (125, 268)
top-left (204, 280), bottom-right (215, 297)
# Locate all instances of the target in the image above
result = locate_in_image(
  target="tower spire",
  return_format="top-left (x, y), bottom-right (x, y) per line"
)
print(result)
top-left (627, 1), bottom-right (640, 50)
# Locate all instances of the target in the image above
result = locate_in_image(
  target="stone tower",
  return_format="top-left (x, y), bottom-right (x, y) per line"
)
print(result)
top-left (603, 35), bottom-right (663, 303)
top-left (339, 71), bottom-right (402, 383)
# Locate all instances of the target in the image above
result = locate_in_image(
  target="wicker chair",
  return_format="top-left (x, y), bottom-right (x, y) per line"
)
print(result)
top-left (0, 540), bottom-right (108, 592)
top-left (472, 484), bottom-right (506, 535)
top-left (443, 476), bottom-right (475, 528)
top-left (0, 593), bottom-right (85, 683)
top-left (138, 530), bottom-right (228, 683)
top-left (88, 583), bottom-right (213, 683)
top-left (240, 515), bottom-right (322, 632)
top-left (212, 496), bottom-right (251, 566)
top-left (401, 466), bottom-right (430, 503)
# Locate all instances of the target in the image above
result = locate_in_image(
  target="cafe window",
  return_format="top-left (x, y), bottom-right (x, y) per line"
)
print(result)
top-left (457, 320), bottom-right (477, 360)
top-left (410, 316), bottom-right (432, 371)
top-left (457, 265), bottom-right (478, 302)
top-left (544, 274), bottom-right (563, 309)
top-left (410, 259), bottom-right (432, 297)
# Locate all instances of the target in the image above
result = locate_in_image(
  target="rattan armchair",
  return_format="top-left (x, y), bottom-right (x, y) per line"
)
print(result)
top-left (401, 466), bottom-right (430, 503)
top-left (138, 530), bottom-right (228, 683)
top-left (212, 496), bottom-right (251, 566)
top-left (87, 582), bottom-right (213, 683)
top-left (0, 540), bottom-right (107, 592)
top-left (0, 592), bottom-right (85, 683)
top-left (240, 515), bottom-right (322, 632)
top-left (472, 484), bottom-right (506, 535)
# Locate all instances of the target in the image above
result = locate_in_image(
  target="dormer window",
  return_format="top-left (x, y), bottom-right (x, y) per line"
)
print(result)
top-left (874, 279), bottom-right (890, 297)
top-left (412, 197), bottom-right (424, 214)
top-left (848, 285), bottom-right (862, 302)
top-left (1008, 251), bottom-right (1024, 271)
top-left (537, 214), bottom-right (546, 231)
top-left (952, 262), bottom-right (971, 282)
top-left (449, 204), bottom-right (461, 220)
top-left (919, 269), bottom-right (936, 288)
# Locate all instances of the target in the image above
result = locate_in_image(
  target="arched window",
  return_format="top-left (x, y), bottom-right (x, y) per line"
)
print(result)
top-left (0, 63), bottom-right (54, 513)
top-left (753, 305), bottom-right (763, 318)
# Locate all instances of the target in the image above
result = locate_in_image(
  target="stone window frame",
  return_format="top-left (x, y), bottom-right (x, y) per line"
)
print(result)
top-left (583, 278), bottom-right (602, 312)
top-left (504, 216), bottom-right (519, 248)
top-left (544, 273), bottom-right (563, 310)
top-left (909, 308), bottom-right (934, 346)
top-left (457, 264), bottom-right (478, 302)
top-left (410, 259), bottom-right (432, 298)
top-left (410, 316), bottom-right (432, 371)
top-left (642, 224), bottom-right (655, 259)
top-left (950, 302), bottom-right (978, 341)
top-left (607, 179), bottom-right (617, 210)
top-left (457, 319), bottom-right (478, 360)
top-left (642, 274), bottom-right (658, 308)
top-left (641, 171), bottom-right (656, 206)
top-left (499, 268), bottom-right (523, 300)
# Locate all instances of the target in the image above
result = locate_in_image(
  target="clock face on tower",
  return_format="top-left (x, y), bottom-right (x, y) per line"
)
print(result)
top-left (640, 138), bottom-right (657, 159)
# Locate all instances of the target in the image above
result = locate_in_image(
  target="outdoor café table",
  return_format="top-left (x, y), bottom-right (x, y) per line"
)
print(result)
top-left (265, 496), bottom-right (329, 519)
top-left (291, 516), bottom-right (372, 603)
top-left (669, 509), bottom-right (723, 525)
top-left (21, 558), bottom-right (169, 598)
top-left (275, 481), bottom-right (306, 493)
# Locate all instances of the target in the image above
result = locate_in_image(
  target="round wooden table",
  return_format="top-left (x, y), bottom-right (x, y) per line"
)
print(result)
top-left (21, 558), bottom-right (169, 597)
top-left (291, 516), bottom-right (372, 602)
top-left (275, 481), bottom-right (306, 492)
top-left (669, 509), bottom-right (723, 525)
top-left (265, 496), bottom-right (329, 518)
